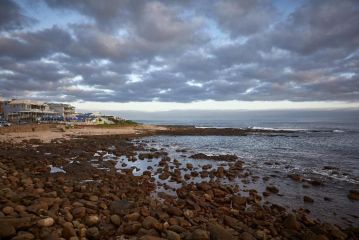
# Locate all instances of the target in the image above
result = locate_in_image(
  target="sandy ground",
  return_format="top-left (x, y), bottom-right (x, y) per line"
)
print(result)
top-left (0, 124), bottom-right (166, 143)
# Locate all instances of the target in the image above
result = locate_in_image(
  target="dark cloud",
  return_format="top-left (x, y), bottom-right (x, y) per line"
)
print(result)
top-left (0, 0), bottom-right (358, 103)
top-left (214, 0), bottom-right (277, 37)
top-left (269, 0), bottom-right (359, 55)
top-left (0, 0), bottom-right (34, 30)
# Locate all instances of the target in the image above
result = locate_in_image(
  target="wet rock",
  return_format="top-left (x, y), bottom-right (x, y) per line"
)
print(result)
top-left (186, 163), bottom-right (193, 169)
top-left (347, 189), bottom-right (359, 200)
top-left (159, 172), bottom-right (170, 180)
top-left (86, 226), bottom-right (100, 240)
top-left (37, 217), bottom-right (55, 227)
top-left (232, 195), bottom-right (246, 208)
top-left (0, 223), bottom-right (16, 238)
top-left (288, 173), bottom-right (301, 182)
top-left (85, 215), bottom-right (100, 226)
top-left (283, 214), bottom-right (300, 230)
top-left (303, 196), bottom-right (314, 203)
top-left (110, 199), bottom-right (131, 215)
top-left (190, 153), bottom-right (237, 162)
top-left (208, 223), bottom-right (236, 240)
top-left (191, 229), bottom-right (210, 240)
top-left (266, 186), bottom-right (279, 194)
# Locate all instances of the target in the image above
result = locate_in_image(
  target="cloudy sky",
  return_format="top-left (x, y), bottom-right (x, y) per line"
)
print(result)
top-left (0, 0), bottom-right (358, 111)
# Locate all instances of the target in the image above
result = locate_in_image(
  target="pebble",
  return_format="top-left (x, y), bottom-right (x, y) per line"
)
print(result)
top-left (191, 229), bottom-right (210, 240)
top-left (86, 226), bottom-right (100, 240)
top-left (2, 206), bottom-right (14, 215)
top-left (166, 230), bottom-right (181, 240)
top-left (85, 215), bottom-right (100, 226)
top-left (62, 222), bottom-right (77, 239)
top-left (208, 223), bottom-right (236, 240)
top-left (37, 217), bottom-right (55, 227)
top-left (110, 214), bottom-right (122, 226)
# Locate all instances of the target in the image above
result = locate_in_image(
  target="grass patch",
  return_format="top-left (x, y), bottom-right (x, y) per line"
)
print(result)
top-left (98, 120), bottom-right (139, 128)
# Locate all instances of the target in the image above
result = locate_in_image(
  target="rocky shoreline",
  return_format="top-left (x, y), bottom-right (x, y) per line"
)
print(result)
top-left (0, 133), bottom-right (358, 239)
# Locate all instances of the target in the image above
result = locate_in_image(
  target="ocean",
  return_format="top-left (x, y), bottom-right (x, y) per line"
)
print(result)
top-left (129, 110), bottom-right (359, 227)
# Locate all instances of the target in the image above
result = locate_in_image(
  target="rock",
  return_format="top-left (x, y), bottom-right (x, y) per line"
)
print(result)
top-left (191, 229), bottom-right (210, 240)
top-left (283, 214), bottom-right (300, 230)
top-left (0, 217), bottom-right (33, 229)
top-left (142, 216), bottom-right (160, 230)
top-left (110, 214), bottom-right (122, 226)
top-left (126, 212), bottom-right (141, 221)
top-left (140, 207), bottom-right (150, 217)
top-left (232, 195), bottom-right (246, 208)
top-left (0, 223), bottom-right (16, 238)
top-left (85, 215), bottom-right (100, 226)
top-left (288, 174), bottom-right (301, 182)
top-left (166, 206), bottom-right (183, 216)
top-left (72, 207), bottom-right (86, 219)
top-left (62, 222), bottom-right (77, 239)
top-left (223, 215), bottom-right (238, 229)
top-left (140, 236), bottom-right (166, 240)
top-left (86, 227), bottom-right (100, 240)
top-left (348, 190), bottom-right (359, 200)
top-left (266, 186), bottom-right (279, 194)
top-left (166, 230), bottom-right (181, 240)
top-left (184, 209), bottom-right (194, 219)
top-left (37, 217), bottom-right (55, 227)
top-left (208, 223), bottom-right (236, 240)
top-left (11, 231), bottom-right (35, 240)
top-left (240, 232), bottom-right (256, 240)
top-left (122, 222), bottom-right (141, 235)
top-left (303, 196), bottom-right (314, 203)
top-left (110, 200), bottom-right (131, 215)
top-left (168, 225), bottom-right (186, 233)
top-left (89, 195), bottom-right (98, 202)
top-left (186, 163), bottom-right (193, 169)
top-left (14, 205), bottom-right (26, 213)
top-left (3, 206), bottom-right (14, 215)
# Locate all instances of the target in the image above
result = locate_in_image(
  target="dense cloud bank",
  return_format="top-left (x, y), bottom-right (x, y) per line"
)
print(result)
top-left (0, 0), bottom-right (358, 102)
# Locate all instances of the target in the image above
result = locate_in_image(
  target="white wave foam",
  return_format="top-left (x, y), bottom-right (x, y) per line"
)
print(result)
top-left (49, 165), bottom-right (66, 173)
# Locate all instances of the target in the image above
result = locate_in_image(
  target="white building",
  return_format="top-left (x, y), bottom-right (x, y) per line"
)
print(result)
top-left (47, 103), bottom-right (76, 120)
top-left (3, 99), bottom-right (58, 122)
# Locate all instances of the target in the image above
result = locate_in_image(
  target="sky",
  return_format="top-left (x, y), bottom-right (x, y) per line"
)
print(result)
top-left (0, 0), bottom-right (358, 111)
